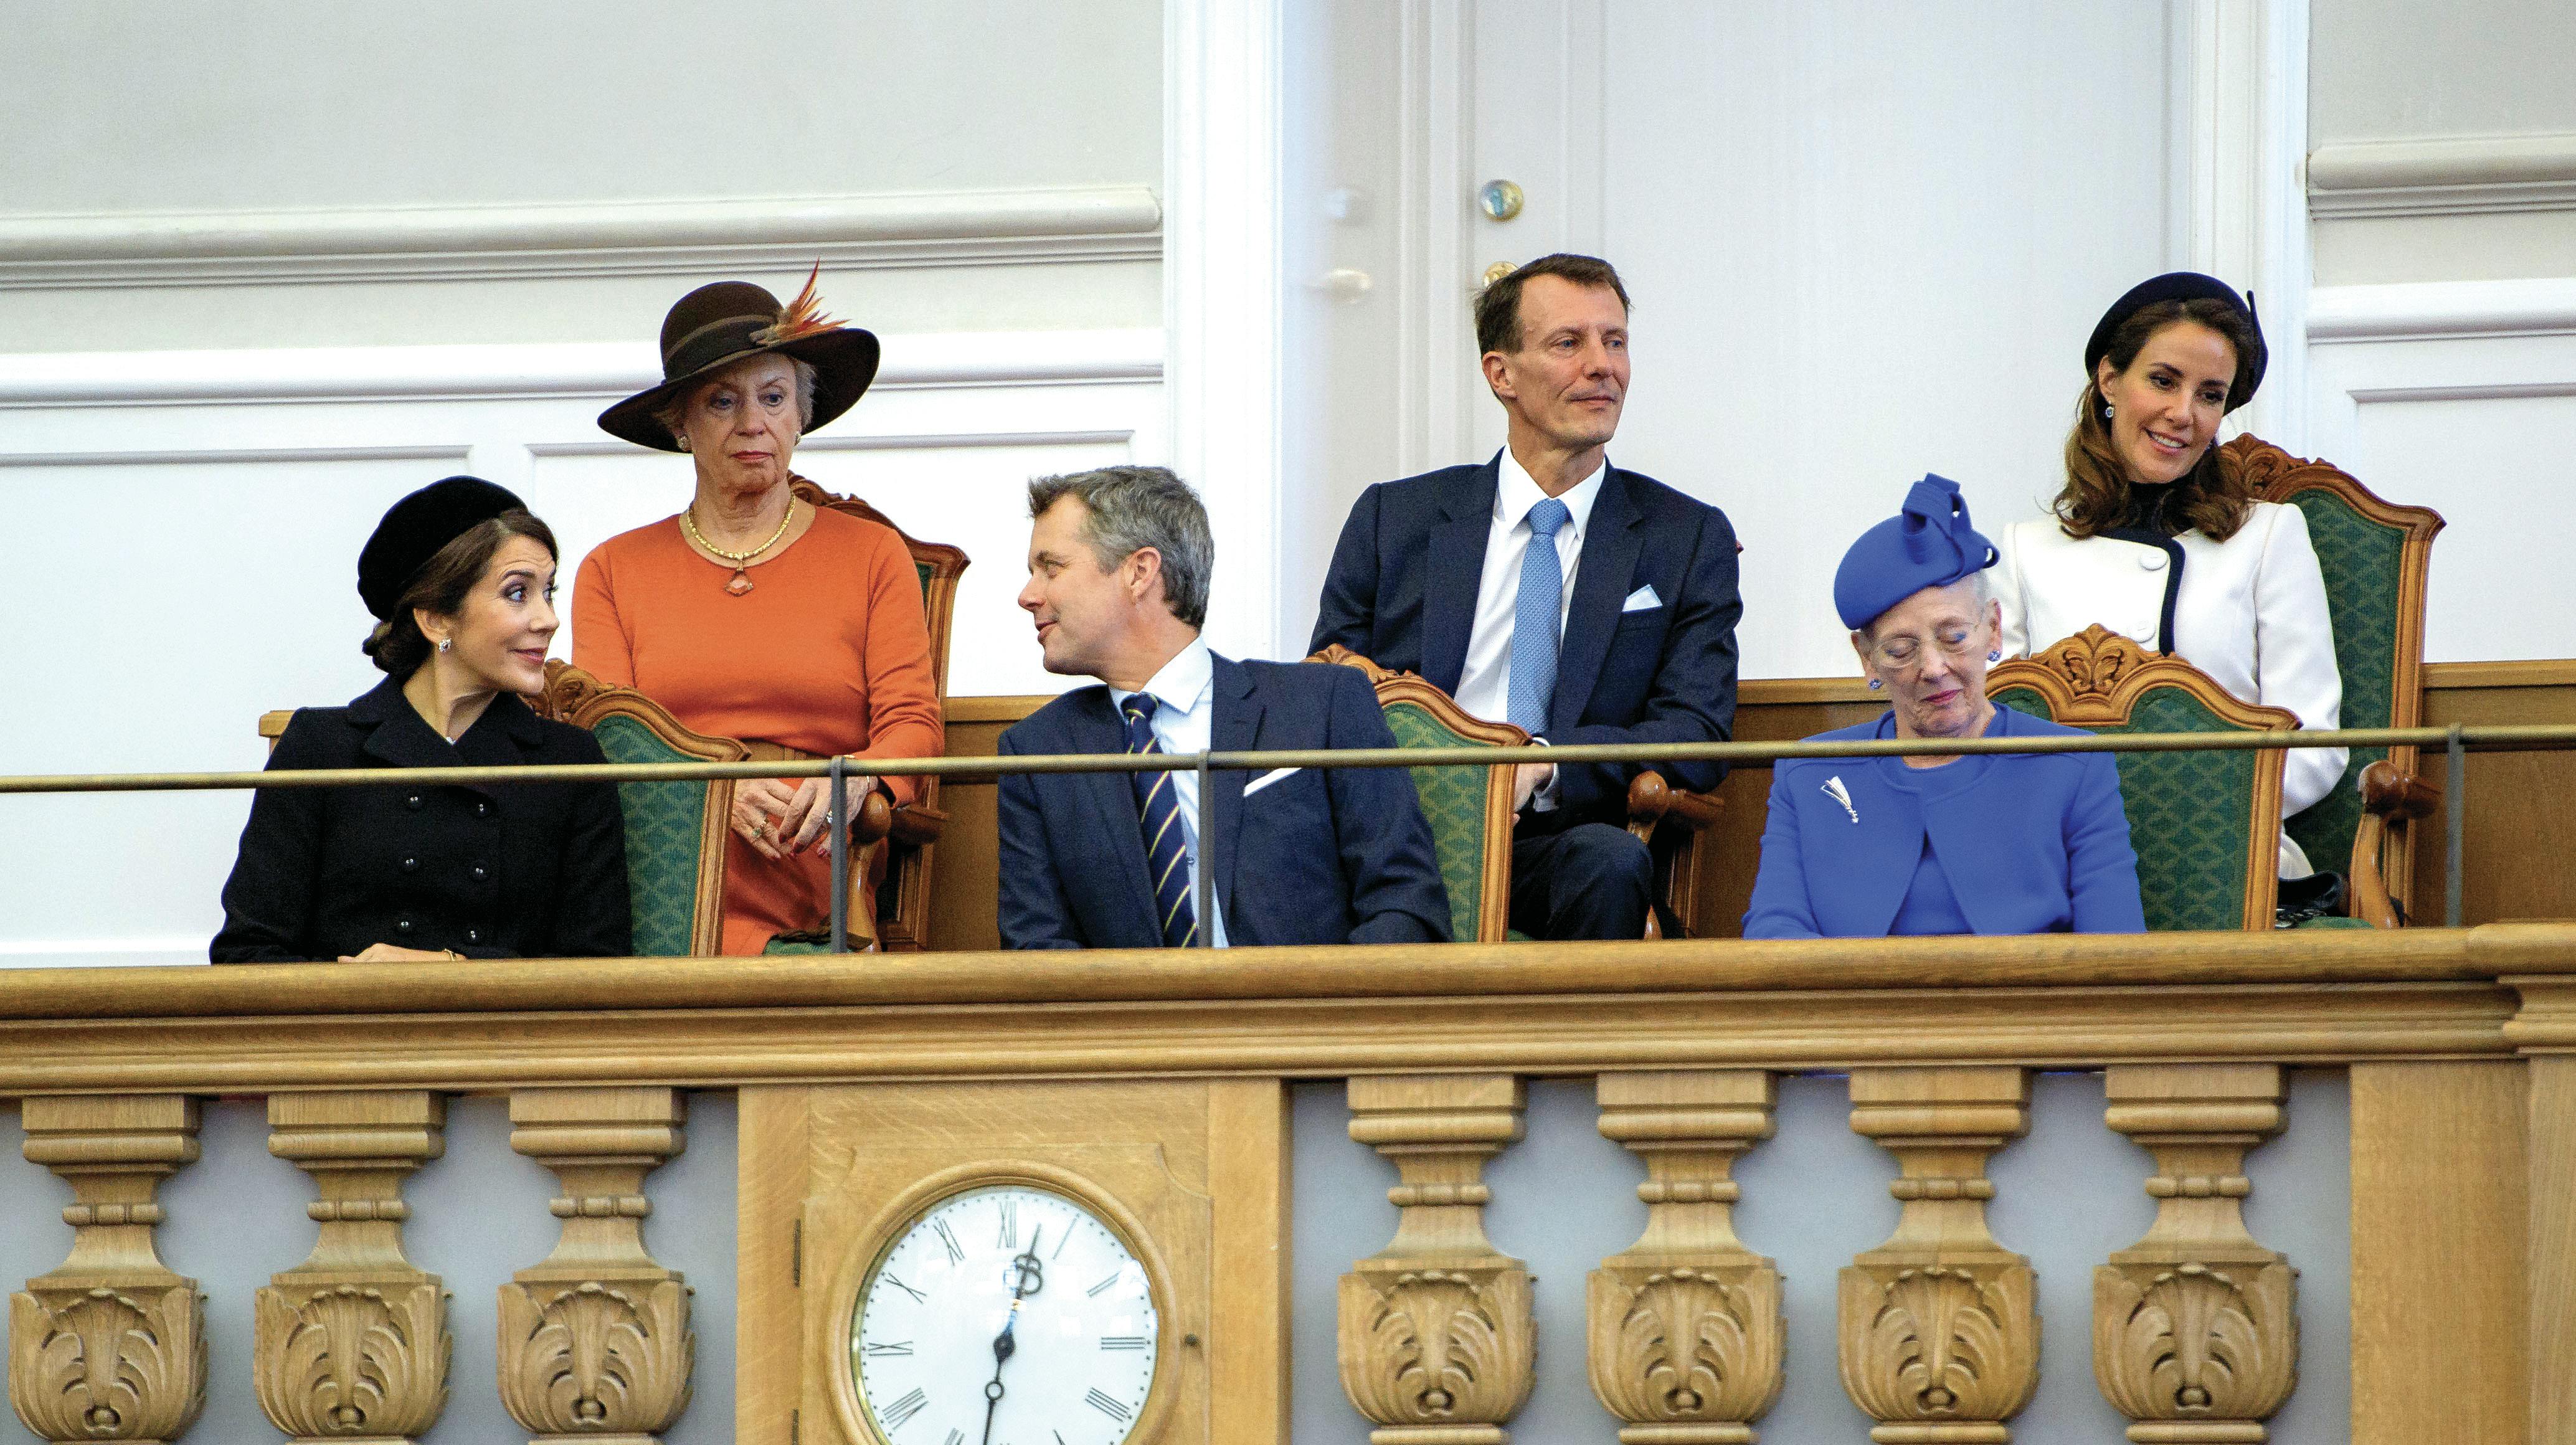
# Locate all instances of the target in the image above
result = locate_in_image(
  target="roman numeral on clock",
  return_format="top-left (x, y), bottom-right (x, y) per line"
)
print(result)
top-left (1086, 1387), bottom-right (1134, 1422)
top-left (998, 1197), bottom-right (1018, 1248)
top-left (881, 1387), bottom-right (927, 1429)
top-left (883, 1273), bottom-right (926, 1304)
top-left (944, 1431), bottom-right (965, 1445)
top-left (932, 1217), bottom-right (965, 1264)
top-left (1086, 1270), bottom-right (1122, 1297)
top-left (861, 1340), bottom-right (912, 1357)
top-left (1100, 1335), bottom-right (1147, 1350)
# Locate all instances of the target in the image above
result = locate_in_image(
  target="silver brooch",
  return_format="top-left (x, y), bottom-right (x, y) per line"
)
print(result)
top-left (1822, 775), bottom-right (1859, 824)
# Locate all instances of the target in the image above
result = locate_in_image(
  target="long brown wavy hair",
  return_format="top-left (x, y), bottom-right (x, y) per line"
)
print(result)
top-left (2053, 297), bottom-right (2262, 542)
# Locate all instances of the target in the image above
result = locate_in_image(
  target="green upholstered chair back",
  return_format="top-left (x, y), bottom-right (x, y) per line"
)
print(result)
top-left (1308, 647), bottom-right (1520, 942)
top-left (1988, 627), bottom-right (2297, 932)
top-left (543, 663), bottom-right (741, 957)
top-left (2227, 437), bottom-right (2444, 906)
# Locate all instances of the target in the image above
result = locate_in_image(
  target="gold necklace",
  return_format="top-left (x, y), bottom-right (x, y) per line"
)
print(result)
top-left (681, 501), bottom-right (796, 597)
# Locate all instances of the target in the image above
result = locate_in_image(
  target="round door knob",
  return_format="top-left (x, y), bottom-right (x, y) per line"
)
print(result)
top-left (1479, 179), bottom-right (1525, 221)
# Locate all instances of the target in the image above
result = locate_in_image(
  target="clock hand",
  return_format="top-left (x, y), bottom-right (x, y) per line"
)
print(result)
top-left (981, 1225), bottom-right (1046, 1445)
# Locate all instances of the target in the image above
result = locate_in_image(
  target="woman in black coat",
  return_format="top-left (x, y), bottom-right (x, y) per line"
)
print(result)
top-left (213, 477), bottom-right (630, 962)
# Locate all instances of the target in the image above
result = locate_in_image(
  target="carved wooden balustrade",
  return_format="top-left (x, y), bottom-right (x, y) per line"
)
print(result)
top-left (0, 927), bottom-right (2567, 1443)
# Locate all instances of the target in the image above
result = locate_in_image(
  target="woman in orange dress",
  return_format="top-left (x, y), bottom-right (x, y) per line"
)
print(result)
top-left (575, 272), bottom-right (942, 954)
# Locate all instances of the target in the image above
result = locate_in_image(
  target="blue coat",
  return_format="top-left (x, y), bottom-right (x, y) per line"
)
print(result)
top-left (997, 655), bottom-right (1451, 949)
top-left (1743, 708), bottom-right (2145, 939)
top-left (1308, 457), bottom-right (1741, 831)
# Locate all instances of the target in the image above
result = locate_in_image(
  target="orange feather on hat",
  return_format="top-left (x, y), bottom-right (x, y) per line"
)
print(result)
top-left (754, 263), bottom-right (842, 346)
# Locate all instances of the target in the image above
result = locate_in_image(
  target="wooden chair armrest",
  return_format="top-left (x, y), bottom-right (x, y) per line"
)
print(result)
top-left (888, 802), bottom-right (948, 847)
top-left (851, 789), bottom-right (895, 846)
top-left (2360, 759), bottom-right (2440, 822)
top-left (1625, 770), bottom-right (1724, 831)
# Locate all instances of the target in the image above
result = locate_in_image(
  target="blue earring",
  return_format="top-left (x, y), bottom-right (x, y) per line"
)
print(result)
top-left (1988, 650), bottom-right (2002, 662)
top-left (1867, 677), bottom-right (1883, 691)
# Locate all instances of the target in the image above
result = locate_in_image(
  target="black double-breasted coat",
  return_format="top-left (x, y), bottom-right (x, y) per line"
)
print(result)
top-left (212, 676), bottom-right (630, 962)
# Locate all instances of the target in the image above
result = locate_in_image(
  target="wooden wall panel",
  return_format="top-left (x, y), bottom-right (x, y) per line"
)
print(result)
top-left (922, 665), bottom-right (2576, 947)
top-left (2351, 1059), bottom-right (2528, 1444)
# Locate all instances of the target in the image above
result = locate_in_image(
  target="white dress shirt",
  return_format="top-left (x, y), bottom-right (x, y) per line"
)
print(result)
top-left (1456, 448), bottom-right (1606, 810)
top-left (1107, 637), bottom-right (1227, 946)
top-left (1992, 501), bottom-right (2343, 878)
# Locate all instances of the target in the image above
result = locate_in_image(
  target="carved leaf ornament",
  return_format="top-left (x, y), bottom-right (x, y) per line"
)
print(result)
top-left (1591, 1265), bottom-right (1783, 1423)
top-left (255, 1282), bottom-right (449, 1438)
top-left (498, 1278), bottom-right (694, 1435)
top-left (2096, 1261), bottom-right (2296, 1422)
top-left (1342, 1267), bottom-right (1532, 1424)
top-left (1842, 1264), bottom-right (2039, 1422)
top-left (11, 1284), bottom-right (207, 1442)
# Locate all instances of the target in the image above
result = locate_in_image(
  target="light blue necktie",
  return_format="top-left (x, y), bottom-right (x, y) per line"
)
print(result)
top-left (1507, 497), bottom-right (1572, 734)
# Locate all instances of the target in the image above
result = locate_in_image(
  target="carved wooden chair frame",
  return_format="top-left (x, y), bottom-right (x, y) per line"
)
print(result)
top-left (542, 661), bottom-right (749, 957)
top-left (771, 473), bottom-right (968, 950)
top-left (1309, 645), bottom-right (1521, 943)
top-left (1986, 625), bottom-right (2299, 931)
top-left (2227, 435), bottom-right (2446, 926)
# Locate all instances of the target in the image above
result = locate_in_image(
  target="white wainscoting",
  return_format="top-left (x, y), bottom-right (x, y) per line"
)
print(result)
top-left (2306, 279), bottom-right (2576, 664)
top-left (0, 329), bottom-right (1162, 969)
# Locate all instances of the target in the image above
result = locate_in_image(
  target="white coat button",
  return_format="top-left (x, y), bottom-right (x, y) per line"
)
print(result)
top-left (2139, 552), bottom-right (2167, 571)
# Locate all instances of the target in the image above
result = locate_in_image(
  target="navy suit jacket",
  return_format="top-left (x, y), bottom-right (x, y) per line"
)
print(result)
top-left (1309, 457), bottom-right (1742, 830)
top-left (996, 654), bottom-right (1451, 949)
top-left (1743, 708), bottom-right (2146, 939)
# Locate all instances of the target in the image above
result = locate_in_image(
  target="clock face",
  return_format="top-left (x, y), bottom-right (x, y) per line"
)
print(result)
top-left (851, 1183), bottom-right (1160, 1445)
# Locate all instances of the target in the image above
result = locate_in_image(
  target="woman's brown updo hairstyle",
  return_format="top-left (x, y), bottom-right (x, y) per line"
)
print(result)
top-left (362, 511), bottom-right (558, 678)
top-left (2053, 297), bottom-right (2263, 544)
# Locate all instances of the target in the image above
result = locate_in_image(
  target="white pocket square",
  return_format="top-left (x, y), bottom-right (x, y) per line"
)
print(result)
top-left (1621, 584), bottom-right (1662, 612)
top-left (1242, 766), bottom-right (1302, 797)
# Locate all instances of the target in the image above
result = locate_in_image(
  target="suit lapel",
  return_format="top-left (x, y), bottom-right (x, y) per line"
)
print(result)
top-left (1422, 460), bottom-right (1499, 694)
top-left (1208, 656), bottom-right (1260, 931)
top-left (1072, 692), bottom-right (1161, 944)
top-left (1550, 467), bottom-right (1644, 734)
top-left (352, 678), bottom-right (468, 774)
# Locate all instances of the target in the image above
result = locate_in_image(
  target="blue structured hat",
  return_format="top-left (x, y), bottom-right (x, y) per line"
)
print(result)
top-left (1833, 476), bottom-right (1997, 631)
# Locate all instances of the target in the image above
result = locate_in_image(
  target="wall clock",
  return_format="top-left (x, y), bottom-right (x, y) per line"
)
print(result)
top-left (840, 1166), bottom-right (1173, 1445)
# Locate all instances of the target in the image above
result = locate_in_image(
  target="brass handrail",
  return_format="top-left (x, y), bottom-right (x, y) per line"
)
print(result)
top-left (4, 723), bottom-right (2573, 795)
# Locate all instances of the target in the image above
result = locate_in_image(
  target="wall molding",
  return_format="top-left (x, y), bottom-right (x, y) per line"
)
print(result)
top-left (2308, 279), bottom-right (2576, 343)
top-left (2309, 132), bottom-right (2576, 218)
top-left (0, 328), bottom-right (1165, 410)
top-left (0, 186), bottom-right (1164, 290)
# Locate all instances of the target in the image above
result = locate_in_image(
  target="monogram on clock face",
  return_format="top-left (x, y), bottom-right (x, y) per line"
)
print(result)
top-left (853, 1183), bottom-right (1159, 1445)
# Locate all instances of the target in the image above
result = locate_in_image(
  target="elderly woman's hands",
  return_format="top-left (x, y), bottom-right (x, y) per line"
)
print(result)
top-left (736, 774), bottom-right (879, 860)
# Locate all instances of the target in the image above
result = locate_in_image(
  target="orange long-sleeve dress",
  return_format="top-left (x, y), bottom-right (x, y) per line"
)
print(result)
top-left (572, 506), bottom-right (943, 954)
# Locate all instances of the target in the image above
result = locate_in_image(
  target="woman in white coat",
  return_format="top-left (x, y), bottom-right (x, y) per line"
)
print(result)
top-left (1992, 272), bottom-right (2343, 886)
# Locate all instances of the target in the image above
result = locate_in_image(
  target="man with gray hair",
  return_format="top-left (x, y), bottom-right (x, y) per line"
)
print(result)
top-left (997, 465), bottom-right (1450, 949)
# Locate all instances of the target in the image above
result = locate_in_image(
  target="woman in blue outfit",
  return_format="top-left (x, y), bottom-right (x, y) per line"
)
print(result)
top-left (1744, 477), bottom-right (2144, 938)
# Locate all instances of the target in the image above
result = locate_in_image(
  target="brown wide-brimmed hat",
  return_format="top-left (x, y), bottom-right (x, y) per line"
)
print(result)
top-left (597, 267), bottom-right (880, 452)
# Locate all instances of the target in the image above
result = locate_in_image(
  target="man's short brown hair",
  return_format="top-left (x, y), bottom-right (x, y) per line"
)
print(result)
top-left (1474, 253), bottom-right (1631, 356)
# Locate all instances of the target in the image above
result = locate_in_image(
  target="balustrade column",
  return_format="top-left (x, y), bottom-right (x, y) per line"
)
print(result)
top-left (1587, 1070), bottom-right (1784, 1444)
top-left (2093, 1064), bottom-right (2296, 1443)
top-left (9, 1094), bottom-right (207, 1444)
top-left (498, 1086), bottom-right (693, 1444)
top-left (1839, 1066), bottom-right (2038, 1444)
top-left (1337, 1074), bottom-right (1533, 1444)
top-left (257, 1091), bottom-right (450, 1443)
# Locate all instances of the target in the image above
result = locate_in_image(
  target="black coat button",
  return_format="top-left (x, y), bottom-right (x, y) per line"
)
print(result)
top-left (406, 795), bottom-right (423, 811)
top-left (465, 929), bottom-right (480, 944)
top-left (402, 857), bottom-right (419, 873)
top-left (470, 864), bottom-right (488, 881)
top-left (395, 918), bottom-right (413, 934)
top-left (475, 801), bottom-right (490, 818)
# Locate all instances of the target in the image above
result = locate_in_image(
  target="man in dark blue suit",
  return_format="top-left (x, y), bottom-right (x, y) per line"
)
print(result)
top-left (999, 465), bottom-right (1450, 949)
top-left (1310, 254), bottom-right (1741, 939)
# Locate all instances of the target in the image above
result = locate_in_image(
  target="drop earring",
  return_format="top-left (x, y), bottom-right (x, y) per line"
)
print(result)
top-left (2102, 400), bottom-right (2114, 420)
top-left (1867, 677), bottom-right (1883, 691)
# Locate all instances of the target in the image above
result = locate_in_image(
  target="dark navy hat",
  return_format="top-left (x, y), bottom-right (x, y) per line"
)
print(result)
top-left (357, 475), bottom-right (528, 620)
top-left (2085, 270), bottom-right (2267, 413)
top-left (1834, 476), bottom-right (1997, 632)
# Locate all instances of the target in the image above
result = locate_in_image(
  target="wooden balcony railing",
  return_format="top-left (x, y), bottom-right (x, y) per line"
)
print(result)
top-left (0, 928), bottom-right (2564, 1441)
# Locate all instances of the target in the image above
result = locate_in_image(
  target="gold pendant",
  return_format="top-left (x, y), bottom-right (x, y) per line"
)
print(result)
top-left (724, 569), bottom-right (754, 597)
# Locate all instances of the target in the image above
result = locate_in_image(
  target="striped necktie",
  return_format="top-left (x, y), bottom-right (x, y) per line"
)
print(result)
top-left (1120, 694), bottom-right (1199, 948)
top-left (1508, 496), bottom-right (1573, 734)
